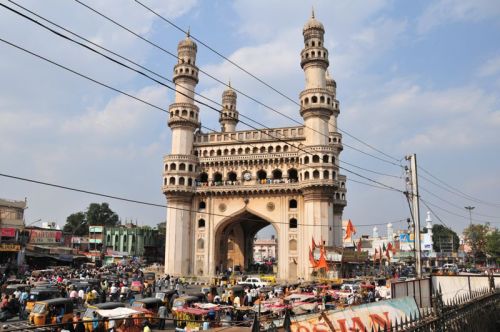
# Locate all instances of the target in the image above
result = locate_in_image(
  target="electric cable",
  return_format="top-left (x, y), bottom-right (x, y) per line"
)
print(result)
top-left (2, 1), bottom-right (404, 182)
top-left (71, 0), bottom-right (404, 168)
top-left (419, 198), bottom-right (496, 224)
top-left (133, 0), bottom-right (404, 166)
top-left (419, 185), bottom-right (500, 220)
top-left (0, 35), bottom-right (405, 194)
top-left (0, 172), bottom-right (407, 228)
top-left (419, 165), bottom-right (500, 208)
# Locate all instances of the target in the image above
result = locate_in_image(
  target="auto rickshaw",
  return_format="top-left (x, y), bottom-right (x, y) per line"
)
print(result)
top-left (4, 284), bottom-right (29, 296)
top-left (171, 296), bottom-right (199, 312)
top-left (29, 298), bottom-right (74, 326)
top-left (25, 288), bottom-right (62, 313)
top-left (83, 302), bottom-right (125, 331)
top-left (130, 297), bottom-right (163, 322)
top-left (155, 290), bottom-right (177, 312)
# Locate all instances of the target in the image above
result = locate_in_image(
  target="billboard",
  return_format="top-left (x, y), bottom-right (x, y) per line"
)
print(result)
top-left (291, 296), bottom-right (419, 332)
top-left (29, 229), bottom-right (62, 244)
top-left (399, 233), bottom-right (413, 243)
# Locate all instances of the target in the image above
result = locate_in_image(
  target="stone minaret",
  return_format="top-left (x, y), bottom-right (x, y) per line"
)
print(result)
top-left (163, 33), bottom-right (200, 276)
top-left (219, 83), bottom-right (239, 132)
top-left (326, 71), bottom-right (338, 135)
top-left (298, 11), bottom-right (343, 277)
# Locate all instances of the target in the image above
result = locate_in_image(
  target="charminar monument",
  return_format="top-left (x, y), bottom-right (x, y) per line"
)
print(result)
top-left (163, 13), bottom-right (347, 281)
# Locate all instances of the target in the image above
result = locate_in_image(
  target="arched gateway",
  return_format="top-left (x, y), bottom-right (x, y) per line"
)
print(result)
top-left (163, 13), bottom-right (347, 281)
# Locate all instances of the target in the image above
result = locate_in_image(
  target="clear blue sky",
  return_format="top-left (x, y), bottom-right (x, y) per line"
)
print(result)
top-left (1, 0), bottom-right (499, 238)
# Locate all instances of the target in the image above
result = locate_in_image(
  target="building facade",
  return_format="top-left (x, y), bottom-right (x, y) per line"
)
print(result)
top-left (103, 225), bottom-right (159, 259)
top-left (0, 198), bottom-right (26, 263)
top-left (163, 13), bottom-right (347, 280)
top-left (253, 237), bottom-right (278, 263)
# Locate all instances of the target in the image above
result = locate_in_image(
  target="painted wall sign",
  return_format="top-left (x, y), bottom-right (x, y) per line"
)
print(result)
top-left (291, 296), bottom-right (418, 332)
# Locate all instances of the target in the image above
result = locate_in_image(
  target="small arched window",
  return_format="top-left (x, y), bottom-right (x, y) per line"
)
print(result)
top-left (260, 146), bottom-right (266, 153)
top-left (181, 110), bottom-right (187, 116)
top-left (198, 219), bottom-right (205, 228)
top-left (187, 178), bottom-right (192, 186)
top-left (304, 171), bottom-right (310, 180)
top-left (272, 169), bottom-right (282, 179)
top-left (217, 149), bottom-right (222, 156)
top-left (199, 172), bottom-right (208, 183)
top-left (289, 199), bottom-right (297, 209)
top-left (313, 170), bottom-right (320, 179)
top-left (199, 202), bottom-right (206, 210)
top-left (197, 238), bottom-right (204, 250)
top-left (213, 172), bottom-right (223, 183)
top-left (289, 218), bottom-right (298, 229)
top-left (304, 97), bottom-right (309, 104)
top-left (245, 148), bottom-right (251, 154)
top-left (323, 170), bottom-right (329, 179)
top-left (288, 169), bottom-right (298, 181)
top-left (268, 146), bottom-right (274, 153)
top-left (276, 146), bottom-right (281, 153)
top-left (227, 172), bottom-right (237, 182)
top-left (312, 96), bottom-right (318, 103)
top-left (284, 145), bottom-right (289, 152)
top-left (238, 148), bottom-right (243, 154)
top-left (304, 156), bottom-right (310, 164)
top-left (178, 177), bottom-right (185, 185)
top-left (179, 163), bottom-right (186, 171)
top-left (164, 164), bottom-right (168, 171)
top-left (312, 155), bottom-right (320, 163)
top-left (257, 170), bottom-right (267, 180)
top-left (170, 163), bottom-right (176, 170)
top-left (188, 165), bottom-right (193, 172)
top-left (169, 177), bottom-right (175, 185)
top-left (320, 96), bottom-right (325, 103)
top-left (253, 147), bottom-right (258, 153)
top-left (323, 155), bottom-right (329, 163)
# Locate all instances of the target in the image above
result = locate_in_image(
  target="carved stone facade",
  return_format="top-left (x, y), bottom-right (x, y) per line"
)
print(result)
top-left (163, 14), bottom-right (347, 281)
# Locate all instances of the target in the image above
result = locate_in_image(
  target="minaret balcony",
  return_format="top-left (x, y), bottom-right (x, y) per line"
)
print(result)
top-left (300, 47), bottom-right (329, 68)
top-left (173, 63), bottom-right (199, 83)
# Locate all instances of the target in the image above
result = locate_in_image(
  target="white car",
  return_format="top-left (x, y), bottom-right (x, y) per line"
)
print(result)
top-left (238, 277), bottom-right (269, 288)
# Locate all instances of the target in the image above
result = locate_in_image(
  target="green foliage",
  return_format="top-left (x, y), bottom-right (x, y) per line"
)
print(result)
top-left (86, 203), bottom-right (119, 227)
top-left (463, 223), bottom-right (490, 257)
top-left (486, 229), bottom-right (500, 263)
top-left (63, 212), bottom-right (86, 236)
top-left (157, 222), bottom-right (166, 235)
top-left (63, 203), bottom-right (119, 235)
top-left (432, 224), bottom-right (459, 252)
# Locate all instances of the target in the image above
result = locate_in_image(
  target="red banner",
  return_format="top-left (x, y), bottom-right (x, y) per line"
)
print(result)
top-left (1, 228), bottom-right (16, 237)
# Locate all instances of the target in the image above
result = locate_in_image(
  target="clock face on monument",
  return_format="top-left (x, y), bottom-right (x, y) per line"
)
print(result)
top-left (243, 172), bottom-right (252, 181)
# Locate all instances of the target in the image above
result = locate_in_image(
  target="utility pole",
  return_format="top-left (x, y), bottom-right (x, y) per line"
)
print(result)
top-left (406, 154), bottom-right (422, 278)
top-left (465, 206), bottom-right (475, 267)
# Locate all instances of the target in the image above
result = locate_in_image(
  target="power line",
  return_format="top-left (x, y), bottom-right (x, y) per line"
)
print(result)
top-left (0, 34), bottom-right (405, 195)
top-left (420, 198), bottom-right (451, 229)
top-left (419, 165), bottom-right (500, 208)
top-left (419, 185), bottom-right (500, 220)
top-left (419, 198), bottom-right (496, 224)
top-left (71, 0), bottom-right (403, 168)
top-left (3, 1), bottom-right (404, 184)
top-left (342, 160), bottom-right (402, 179)
top-left (0, 172), bottom-right (405, 228)
top-left (133, 0), bottom-right (404, 166)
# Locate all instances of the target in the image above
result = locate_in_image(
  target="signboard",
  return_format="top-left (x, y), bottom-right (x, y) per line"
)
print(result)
top-left (399, 233), bottom-right (413, 243)
top-left (29, 229), bottom-right (62, 244)
top-left (342, 251), bottom-right (369, 262)
top-left (291, 296), bottom-right (418, 332)
top-left (89, 226), bottom-right (103, 233)
top-left (1, 228), bottom-right (17, 237)
top-left (0, 243), bottom-right (21, 252)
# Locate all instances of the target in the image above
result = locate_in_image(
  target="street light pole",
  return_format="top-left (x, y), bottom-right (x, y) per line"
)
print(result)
top-left (465, 206), bottom-right (475, 267)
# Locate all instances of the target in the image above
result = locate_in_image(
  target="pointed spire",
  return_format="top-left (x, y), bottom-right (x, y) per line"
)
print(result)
top-left (311, 6), bottom-right (315, 19)
top-left (187, 26), bottom-right (191, 38)
top-left (228, 79), bottom-right (231, 88)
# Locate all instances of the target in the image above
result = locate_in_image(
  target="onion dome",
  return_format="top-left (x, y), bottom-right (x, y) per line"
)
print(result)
top-left (303, 8), bottom-right (324, 32)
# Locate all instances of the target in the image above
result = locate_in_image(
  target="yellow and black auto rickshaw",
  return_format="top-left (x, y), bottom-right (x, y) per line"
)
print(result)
top-left (29, 298), bottom-right (74, 326)
top-left (25, 288), bottom-right (62, 313)
top-left (131, 297), bottom-right (163, 322)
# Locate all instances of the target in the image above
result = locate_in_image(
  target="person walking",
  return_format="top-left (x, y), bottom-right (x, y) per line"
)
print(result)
top-left (158, 305), bottom-right (167, 330)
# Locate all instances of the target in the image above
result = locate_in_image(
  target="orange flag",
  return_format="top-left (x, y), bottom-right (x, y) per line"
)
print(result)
top-left (315, 245), bottom-right (329, 271)
top-left (344, 219), bottom-right (356, 240)
top-left (309, 246), bottom-right (317, 268)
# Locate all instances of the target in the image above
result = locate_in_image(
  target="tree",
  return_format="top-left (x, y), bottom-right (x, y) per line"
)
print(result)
top-left (63, 203), bottom-right (119, 236)
top-left (432, 224), bottom-right (459, 252)
top-left (86, 203), bottom-right (119, 227)
top-left (463, 223), bottom-right (490, 260)
top-left (157, 222), bottom-right (166, 235)
top-left (485, 228), bottom-right (500, 264)
top-left (63, 212), bottom-right (87, 236)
